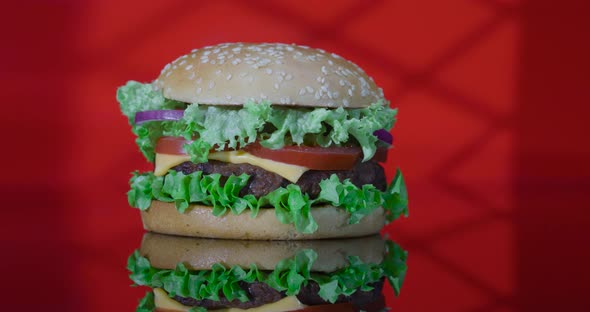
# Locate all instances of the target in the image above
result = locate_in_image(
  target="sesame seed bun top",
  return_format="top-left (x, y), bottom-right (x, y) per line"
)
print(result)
top-left (154, 42), bottom-right (385, 108)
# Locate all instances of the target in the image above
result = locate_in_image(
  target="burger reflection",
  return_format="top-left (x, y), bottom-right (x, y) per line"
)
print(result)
top-left (129, 233), bottom-right (407, 312)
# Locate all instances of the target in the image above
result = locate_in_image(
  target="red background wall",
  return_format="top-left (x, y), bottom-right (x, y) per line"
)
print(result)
top-left (2, 0), bottom-right (589, 311)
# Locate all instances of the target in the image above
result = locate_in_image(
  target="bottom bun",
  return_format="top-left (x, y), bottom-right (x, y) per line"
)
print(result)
top-left (141, 201), bottom-right (385, 240)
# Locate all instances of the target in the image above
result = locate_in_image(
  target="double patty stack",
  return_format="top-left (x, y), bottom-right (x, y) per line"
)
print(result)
top-left (118, 43), bottom-right (408, 311)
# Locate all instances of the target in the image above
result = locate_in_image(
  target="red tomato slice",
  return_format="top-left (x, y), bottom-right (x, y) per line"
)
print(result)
top-left (155, 137), bottom-right (239, 154)
top-left (243, 142), bottom-right (361, 170)
top-left (290, 303), bottom-right (356, 312)
top-left (373, 146), bottom-right (388, 163)
top-left (291, 296), bottom-right (385, 312)
top-left (155, 137), bottom-right (387, 170)
top-left (155, 137), bottom-right (192, 155)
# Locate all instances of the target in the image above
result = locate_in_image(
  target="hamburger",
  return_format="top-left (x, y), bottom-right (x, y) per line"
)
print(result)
top-left (129, 233), bottom-right (408, 311)
top-left (118, 43), bottom-right (408, 239)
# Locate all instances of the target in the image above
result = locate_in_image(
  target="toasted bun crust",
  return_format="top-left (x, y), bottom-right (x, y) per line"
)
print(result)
top-left (141, 201), bottom-right (385, 240)
top-left (140, 233), bottom-right (385, 272)
top-left (154, 43), bottom-right (385, 108)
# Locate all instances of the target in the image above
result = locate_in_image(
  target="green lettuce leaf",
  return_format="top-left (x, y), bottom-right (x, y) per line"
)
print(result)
top-left (128, 241), bottom-right (408, 305)
top-left (127, 169), bottom-right (408, 234)
top-left (117, 81), bottom-right (185, 124)
top-left (117, 81), bottom-right (397, 163)
top-left (136, 291), bottom-right (155, 312)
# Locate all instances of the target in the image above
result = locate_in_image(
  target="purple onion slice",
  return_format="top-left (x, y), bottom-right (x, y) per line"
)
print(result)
top-left (135, 110), bottom-right (184, 125)
top-left (373, 129), bottom-right (393, 145)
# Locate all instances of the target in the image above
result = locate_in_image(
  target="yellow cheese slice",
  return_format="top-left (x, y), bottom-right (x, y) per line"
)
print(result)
top-left (153, 288), bottom-right (192, 311)
top-left (208, 151), bottom-right (308, 183)
top-left (154, 151), bottom-right (308, 183)
top-left (153, 288), bottom-right (307, 312)
top-left (154, 153), bottom-right (191, 176)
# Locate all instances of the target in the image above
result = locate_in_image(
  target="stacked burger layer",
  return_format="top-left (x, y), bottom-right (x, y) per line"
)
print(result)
top-left (118, 43), bottom-right (408, 312)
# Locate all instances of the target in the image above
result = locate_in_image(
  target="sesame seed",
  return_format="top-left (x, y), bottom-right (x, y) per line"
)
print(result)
top-left (213, 48), bottom-right (220, 53)
top-left (239, 72), bottom-right (247, 77)
top-left (188, 72), bottom-right (195, 79)
top-left (285, 74), bottom-right (293, 80)
top-left (196, 87), bottom-right (202, 94)
top-left (204, 51), bottom-right (211, 56)
top-left (348, 89), bottom-right (353, 96)
top-left (274, 83), bottom-right (279, 89)
top-left (165, 71), bottom-right (172, 77)
top-left (321, 66), bottom-right (328, 75)
top-left (266, 68), bottom-right (273, 75)
top-left (328, 60), bottom-right (334, 66)
top-left (209, 81), bottom-right (215, 89)
top-left (226, 74), bottom-right (232, 80)
top-left (339, 79), bottom-right (346, 86)
top-left (185, 65), bottom-right (193, 71)
top-left (306, 86), bottom-right (314, 93)
top-left (179, 60), bottom-right (186, 66)
top-left (196, 77), bottom-right (202, 84)
top-left (260, 93), bottom-right (267, 99)
top-left (226, 95), bottom-right (232, 100)
top-left (215, 69), bottom-right (222, 75)
top-left (210, 60), bottom-right (216, 65)
top-left (299, 88), bottom-right (306, 95)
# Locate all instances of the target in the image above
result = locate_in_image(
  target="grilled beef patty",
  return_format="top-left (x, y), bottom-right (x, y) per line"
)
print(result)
top-left (171, 160), bottom-right (386, 198)
top-left (173, 279), bottom-right (384, 310)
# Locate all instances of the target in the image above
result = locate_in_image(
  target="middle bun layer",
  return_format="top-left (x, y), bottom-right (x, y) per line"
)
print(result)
top-left (141, 201), bottom-right (386, 240)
